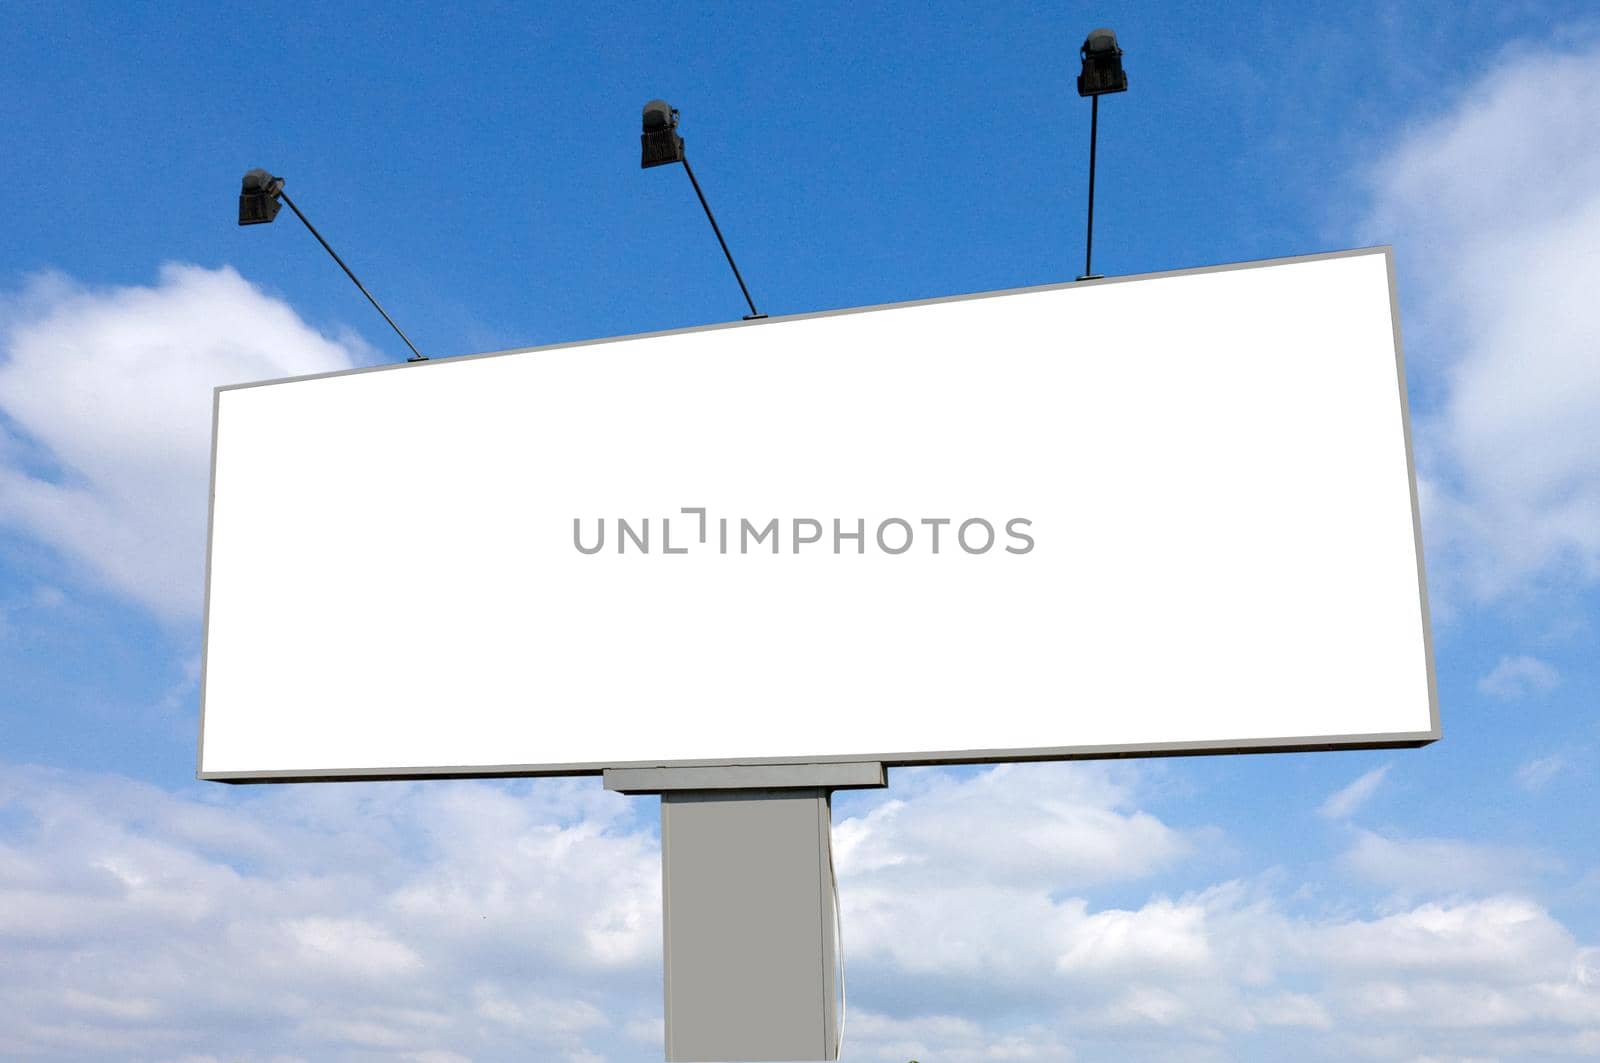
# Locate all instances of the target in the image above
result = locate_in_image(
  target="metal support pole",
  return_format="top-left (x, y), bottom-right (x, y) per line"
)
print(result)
top-left (1078, 94), bottom-right (1103, 282)
top-left (681, 158), bottom-right (767, 320)
top-left (605, 763), bottom-right (885, 1062)
top-left (277, 191), bottom-right (429, 361)
top-left (662, 789), bottom-right (837, 1062)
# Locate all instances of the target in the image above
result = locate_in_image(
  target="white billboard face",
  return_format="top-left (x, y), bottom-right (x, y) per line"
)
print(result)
top-left (199, 248), bottom-right (1437, 781)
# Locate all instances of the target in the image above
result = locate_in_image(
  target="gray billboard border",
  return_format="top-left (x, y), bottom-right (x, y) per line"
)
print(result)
top-left (197, 245), bottom-right (1440, 784)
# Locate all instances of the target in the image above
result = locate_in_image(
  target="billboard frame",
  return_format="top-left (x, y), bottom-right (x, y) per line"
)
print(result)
top-left (196, 245), bottom-right (1439, 784)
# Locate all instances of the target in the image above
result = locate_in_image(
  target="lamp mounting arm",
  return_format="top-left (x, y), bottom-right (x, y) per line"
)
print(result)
top-left (276, 190), bottom-right (429, 362)
top-left (680, 157), bottom-right (766, 321)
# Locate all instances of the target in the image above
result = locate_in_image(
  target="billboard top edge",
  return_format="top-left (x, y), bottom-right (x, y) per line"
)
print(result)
top-left (215, 245), bottom-right (1394, 397)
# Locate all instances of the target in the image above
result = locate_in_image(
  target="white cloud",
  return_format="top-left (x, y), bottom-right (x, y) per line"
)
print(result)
top-left (831, 764), bottom-right (1201, 1028)
top-left (1339, 830), bottom-right (1561, 895)
top-left (1319, 764), bottom-right (1390, 820)
top-left (1366, 43), bottom-right (1600, 604)
top-left (0, 767), bottom-right (663, 1062)
top-left (836, 763), bottom-right (1190, 889)
top-left (1306, 896), bottom-right (1574, 980)
top-left (1516, 753), bottom-right (1569, 790)
top-left (0, 265), bottom-right (368, 622)
top-left (845, 1010), bottom-right (1072, 1063)
top-left (1477, 654), bottom-right (1562, 700)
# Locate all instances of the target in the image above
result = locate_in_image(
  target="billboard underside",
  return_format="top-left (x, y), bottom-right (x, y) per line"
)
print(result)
top-left (198, 248), bottom-right (1438, 781)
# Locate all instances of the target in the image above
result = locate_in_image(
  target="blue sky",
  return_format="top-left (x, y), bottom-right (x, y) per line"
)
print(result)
top-left (1, 2), bottom-right (1597, 1061)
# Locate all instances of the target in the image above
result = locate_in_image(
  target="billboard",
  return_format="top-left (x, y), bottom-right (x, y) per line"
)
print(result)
top-left (198, 247), bottom-right (1437, 781)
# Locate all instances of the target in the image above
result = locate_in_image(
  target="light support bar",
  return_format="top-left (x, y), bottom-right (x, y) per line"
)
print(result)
top-left (276, 192), bottom-right (428, 362)
top-left (681, 158), bottom-right (766, 320)
top-left (238, 170), bottom-right (428, 362)
top-left (1081, 94), bottom-right (1102, 281)
top-left (641, 101), bottom-right (767, 321)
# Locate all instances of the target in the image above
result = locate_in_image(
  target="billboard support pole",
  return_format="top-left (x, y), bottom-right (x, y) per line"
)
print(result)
top-left (606, 763), bottom-right (886, 1062)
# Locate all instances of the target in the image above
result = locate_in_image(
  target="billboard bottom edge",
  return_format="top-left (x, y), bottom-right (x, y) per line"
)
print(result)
top-left (198, 729), bottom-right (1441, 784)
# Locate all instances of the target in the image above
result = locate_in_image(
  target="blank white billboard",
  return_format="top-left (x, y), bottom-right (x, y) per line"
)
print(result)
top-left (199, 248), bottom-right (1437, 781)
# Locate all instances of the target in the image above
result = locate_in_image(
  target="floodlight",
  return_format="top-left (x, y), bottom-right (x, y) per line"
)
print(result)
top-left (639, 100), bottom-right (767, 320)
top-left (641, 99), bottom-right (685, 168)
top-left (1077, 28), bottom-right (1128, 97)
top-left (238, 169), bottom-right (284, 225)
top-left (236, 168), bottom-right (427, 362)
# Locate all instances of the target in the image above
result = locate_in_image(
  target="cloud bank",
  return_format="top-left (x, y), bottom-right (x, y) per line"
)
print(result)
top-left (0, 763), bottom-right (1594, 1062)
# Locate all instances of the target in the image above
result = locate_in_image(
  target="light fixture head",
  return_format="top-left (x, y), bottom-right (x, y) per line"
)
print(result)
top-left (641, 99), bottom-right (685, 168)
top-left (1077, 28), bottom-right (1128, 97)
top-left (238, 168), bottom-right (285, 226)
